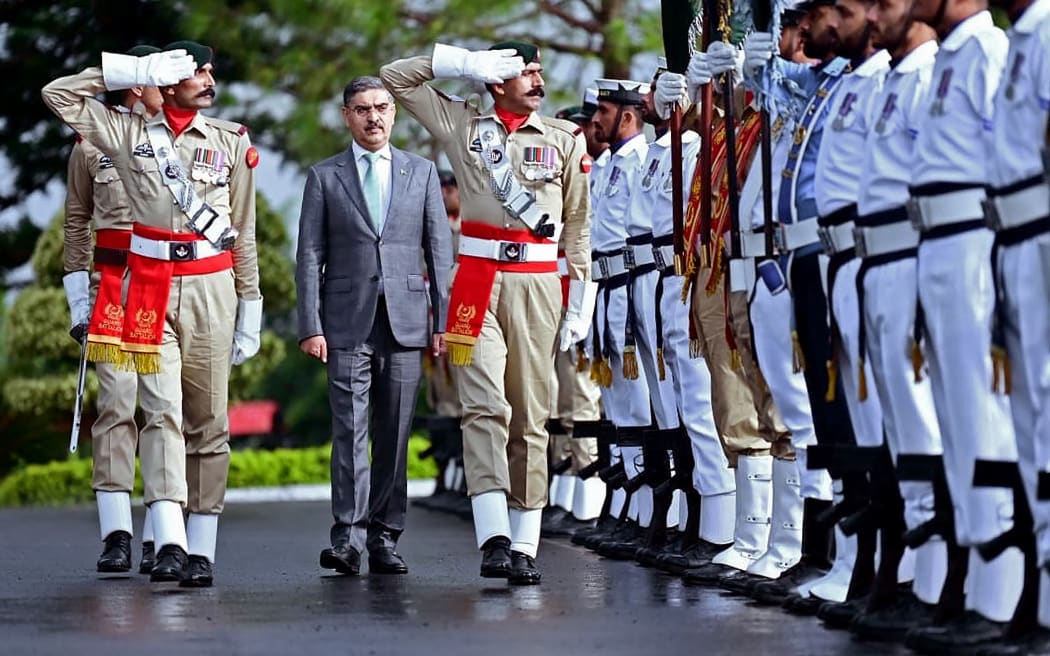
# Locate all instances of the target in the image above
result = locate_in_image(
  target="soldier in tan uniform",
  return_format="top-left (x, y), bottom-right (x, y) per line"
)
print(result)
top-left (62, 44), bottom-right (164, 574)
top-left (42, 40), bottom-right (262, 588)
top-left (381, 40), bottom-right (593, 585)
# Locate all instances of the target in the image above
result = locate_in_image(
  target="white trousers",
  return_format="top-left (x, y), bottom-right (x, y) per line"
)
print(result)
top-left (917, 230), bottom-right (1016, 546)
top-left (592, 284), bottom-right (653, 428)
top-left (750, 279), bottom-right (833, 500)
top-left (862, 258), bottom-right (942, 532)
top-left (660, 274), bottom-right (733, 496)
top-left (1000, 233), bottom-right (1050, 566)
top-left (631, 269), bottom-right (681, 430)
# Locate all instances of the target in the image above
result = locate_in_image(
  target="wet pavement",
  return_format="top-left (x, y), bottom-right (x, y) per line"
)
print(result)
top-left (0, 501), bottom-right (910, 655)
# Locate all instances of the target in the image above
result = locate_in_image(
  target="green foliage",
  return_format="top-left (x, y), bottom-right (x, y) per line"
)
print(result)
top-left (0, 437), bottom-right (438, 507)
top-left (5, 286), bottom-right (79, 366)
top-left (30, 213), bottom-right (66, 289)
top-left (0, 217), bottom-right (43, 275)
top-left (228, 330), bottom-right (286, 402)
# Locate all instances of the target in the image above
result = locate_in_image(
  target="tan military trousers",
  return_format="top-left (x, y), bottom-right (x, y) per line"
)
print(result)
top-left (690, 267), bottom-right (772, 464)
top-left (726, 288), bottom-right (793, 459)
top-left (138, 269), bottom-right (236, 514)
top-left (92, 362), bottom-right (140, 491)
top-left (459, 271), bottom-right (561, 510)
top-left (550, 348), bottom-right (601, 473)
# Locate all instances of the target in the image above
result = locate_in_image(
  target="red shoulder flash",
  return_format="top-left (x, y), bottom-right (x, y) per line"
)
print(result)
top-left (245, 146), bottom-right (259, 168)
top-left (573, 126), bottom-right (583, 136)
top-left (75, 134), bottom-right (84, 143)
top-left (238, 125), bottom-right (249, 135)
top-left (580, 154), bottom-right (592, 174)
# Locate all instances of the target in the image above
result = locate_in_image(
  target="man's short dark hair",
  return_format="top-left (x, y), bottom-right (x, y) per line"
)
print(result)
top-left (343, 76), bottom-right (392, 106)
top-left (439, 170), bottom-right (457, 187)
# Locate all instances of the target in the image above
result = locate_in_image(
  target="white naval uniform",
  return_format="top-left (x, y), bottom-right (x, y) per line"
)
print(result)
top-left (855, 39), bottom-right (947, 606)
top-left (988, 0), bottom-right (1050, 629)
top-left (912, 10), bottom-right (1022, 622)
top-left (643, 129), bottom-right (735, 519)
top-left (588, 132), bottom-right (654, 526)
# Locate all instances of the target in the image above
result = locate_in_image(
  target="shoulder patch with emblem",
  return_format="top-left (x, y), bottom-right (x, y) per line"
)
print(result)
top-left (205, 116), bottom-right (248, 135)
top-left (245, 146), bottom-right (260, 168)
top-left (581, 154), bottom-right (593, 173)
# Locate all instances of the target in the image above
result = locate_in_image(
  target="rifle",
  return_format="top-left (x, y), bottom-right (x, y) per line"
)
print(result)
top-left (69, 337), bottom-right (88, 453)
top-left (661, 0), bottom-right (702, 274)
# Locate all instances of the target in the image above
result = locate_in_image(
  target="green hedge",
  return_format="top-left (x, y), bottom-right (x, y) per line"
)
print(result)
top-left (0, 435), bottom-right (437, 507)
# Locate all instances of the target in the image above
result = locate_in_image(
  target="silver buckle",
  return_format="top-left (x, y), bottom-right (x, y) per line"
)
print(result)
top-left (623, 247), bottom-right (636, 270)
top-left (774, 224), bottom-right (787, 252)
top-left (169, 241), bottom-right (195, 262)
top-left (499, 241), bottom-right (528, 262)
top-left (817, 226), bottom-right (835, 254)
top-left (597, 256), bottom-right (609, 279)
top-left (653, 246), bottom-right (666, 271)
top-left (906, 198), bottom-right (924, 231)
top-left (982, 198), bottom-right (1003, 231)
top-left (853, 226), bottom-right (868, 259)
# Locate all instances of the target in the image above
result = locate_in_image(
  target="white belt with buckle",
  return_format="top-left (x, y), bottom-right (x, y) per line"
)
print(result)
top-left (627, 242), bottom-right (655, 268)
top-left (779, 219), bottom-right (821, 251)
top-left (592, 252), bottom-right (629, 280)
top-left (652, 244), bottom-right (675, 271)
top-left (854, 222), bottom-right (919, 258)
top-left (130, 234), bottom-right (223, 261)
top-left (818, 221), bottom-right (856, 254)
top-left (908, 188), bottom-right (986, 230)
top-left (738, 231), bottom-right (768, 258)
top-left (990, 182), bottom-right (1050, 230)
top-left (458, 236), bottom-right (557, 263)
top-left (728, 258), bottom-right (756, 293)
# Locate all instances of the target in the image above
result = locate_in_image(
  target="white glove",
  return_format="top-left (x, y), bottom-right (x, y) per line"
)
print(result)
top-left (559, 279), bottom-right (598, 352)
top-left (101, 49), bottom-right (197, 90)
top-left (654, 72), bottom-right (687, 120)
top-left (231, 297), bottom-right (263, 366)
top-left (686, 52), bottom-right (712, 103)
top-left (62, 270), bottom-right (91, 339)
top-left (431, 43), bottom-right (524, 84)
top-left (743, 32), bottom-right (776, 75)
top-left (707, 41), bottom-right (742, 77)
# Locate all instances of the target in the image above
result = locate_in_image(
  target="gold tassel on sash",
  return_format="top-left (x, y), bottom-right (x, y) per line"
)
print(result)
top-left (590, 356), bottom-right (604, 384)
top-left (824, 359), bottom-right (838, 402)
top-left (791, 331), bottom-right (806, 373)
top-left (599, 358), bottom-right (613, 387)
top-left (447, 343), bottom-right (474, 367)
top-left (857, 359), bottom-right (868, 402)
top-left (622, 345), bottom-right (640, 380)
top-left (991, 345), bottom-right (1012, 395)
top-left (910, 340), bottom-right (924, 383)
top-left (86, 342), bottom-right (131, 368)
top-left (129, 352), bottom-right (161, 375)
top-left (656, 348), bottom-right (666, 381)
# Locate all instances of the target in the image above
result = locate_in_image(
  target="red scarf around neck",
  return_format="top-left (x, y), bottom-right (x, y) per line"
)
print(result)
top-left (495, 106), bottom-right (529, 133)
top-left (163, 106), bottom-right (197, 137)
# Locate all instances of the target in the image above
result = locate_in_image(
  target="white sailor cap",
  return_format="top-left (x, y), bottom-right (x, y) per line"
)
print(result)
top-left (594, 78), bottom-right (650, 105)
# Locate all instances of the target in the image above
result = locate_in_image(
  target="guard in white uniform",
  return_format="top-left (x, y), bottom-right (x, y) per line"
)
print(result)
top-left (903, 2), bottom-right (1024, 652)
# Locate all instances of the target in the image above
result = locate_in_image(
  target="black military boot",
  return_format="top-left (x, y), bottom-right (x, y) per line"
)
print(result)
top-left (479, 536), bottom-right (512, 578)
top-left (138, 541), bottom-right (156, 575)
top-left (97, 530), bottom-right (132, 573)
top-left (179, 555), bottom-right (213, 588)
top-left (149, 544), bottom-right (189, 582)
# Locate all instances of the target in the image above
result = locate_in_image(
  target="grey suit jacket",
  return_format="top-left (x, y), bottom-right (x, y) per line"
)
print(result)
top-left (295, 144), bottom-right (452, 349)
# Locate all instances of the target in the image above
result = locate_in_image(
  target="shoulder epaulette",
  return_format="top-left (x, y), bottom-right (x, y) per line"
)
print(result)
top-left (204, 116), bottom-right (249, 135)
top-left (75, 134), bottom-right (84, 144)
top-left (541, 115), bottom-right (581, 136)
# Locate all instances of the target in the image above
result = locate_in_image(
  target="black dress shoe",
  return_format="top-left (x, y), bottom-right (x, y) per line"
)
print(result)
top-left (97, 530), bottom-right (132, 573)
top-left (149, 544), bottom-right (189, 582)
top-left (320, 543), bottom-right (361, 575)
top-left (509, 551), bottom-right (541, 585)
top-left (748, 562), bottom-right (829, 605)
top-left (818, 597), bottom-right (868, 629)
top-left (480, 537), bottom-right (512, 578)
top-left (783, 593), bottom-right (828, 616)
top-left (179, 555), bottom-right (213, 588)
top-left (683, 561), bottom-right (743, 586)
top-left (138, 541), bottom-right (156, 575)
top-left (368, 547), bottom-right (408, 574)
top-left (905, 610), bottom-right (1007, 654)
top-left (850, 593), bottom-right (935, 642)
top-left (977, 627), bottom-right (1050, 656)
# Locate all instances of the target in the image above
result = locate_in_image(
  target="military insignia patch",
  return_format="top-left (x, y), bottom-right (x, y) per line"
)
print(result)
top-left (98, 155), bottom-right (114, 170)
top-left (245, 146), bottom-right (259, 168)
top-left (133, 143), bottom-right (155, 158)
top-left (581, 154), bottom-right (592, 173)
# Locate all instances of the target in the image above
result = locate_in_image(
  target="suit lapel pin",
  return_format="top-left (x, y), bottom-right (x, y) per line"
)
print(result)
top-left (399, 168), bottom-right (407, 176)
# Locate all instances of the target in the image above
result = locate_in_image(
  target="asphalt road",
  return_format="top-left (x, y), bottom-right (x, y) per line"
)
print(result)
top-left (0, 500), bottom-right (910, 656)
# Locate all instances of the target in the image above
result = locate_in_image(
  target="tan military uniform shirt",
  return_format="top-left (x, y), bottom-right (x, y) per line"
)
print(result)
top-left (43, 68), bottom-right (260, 300)
top-left (64, 137), bottom-right (134, 273)
top-left (380, 55), bottom-right (592, 282)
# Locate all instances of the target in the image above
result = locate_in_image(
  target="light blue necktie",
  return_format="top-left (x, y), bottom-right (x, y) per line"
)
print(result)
top-left (362, 151), bottom-right (383, 232)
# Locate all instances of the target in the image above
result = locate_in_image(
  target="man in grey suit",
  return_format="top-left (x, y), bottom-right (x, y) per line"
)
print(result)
top-left (296, 76), bottom-right (453, 576)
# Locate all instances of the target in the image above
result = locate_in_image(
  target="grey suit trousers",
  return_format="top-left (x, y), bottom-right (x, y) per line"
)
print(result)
top-left (328, 298), bottom-right (422, 551)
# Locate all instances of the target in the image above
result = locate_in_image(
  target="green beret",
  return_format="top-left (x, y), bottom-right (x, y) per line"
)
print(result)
top-left (489, 40), bottom-right (540, 65)
top-left (162, 40), bottom-right (213, 69)
top-left (126, 45), bottom-right (160, 57)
